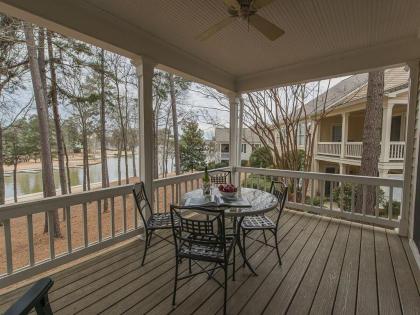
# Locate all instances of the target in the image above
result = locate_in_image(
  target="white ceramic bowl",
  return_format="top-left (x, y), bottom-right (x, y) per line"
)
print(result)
top-left (219, 191), bottom-right (237, 199)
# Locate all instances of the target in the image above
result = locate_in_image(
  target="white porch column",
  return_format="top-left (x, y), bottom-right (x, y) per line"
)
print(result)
top-left (380, 102), bottom-right (394, 163)
top-left (228, 92), bottom-right (240, 185)
top-left (402, 61), bottom-right (420, 238)
top-left (133, 56), bottom-right (156, 206)
top-left (340, 112), bottom-right (349, 158)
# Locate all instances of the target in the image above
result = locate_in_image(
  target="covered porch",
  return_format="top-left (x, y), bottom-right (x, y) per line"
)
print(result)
top-left (0, 0), bottom-right (420, 314)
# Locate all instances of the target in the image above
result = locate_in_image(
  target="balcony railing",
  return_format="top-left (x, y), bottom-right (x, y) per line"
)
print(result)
top-left (0, 166), bottom-right (404, 289)
top-left (317, 142), bottom-right (341, 156)
top-left (318, 141), bottom-right (406, 161)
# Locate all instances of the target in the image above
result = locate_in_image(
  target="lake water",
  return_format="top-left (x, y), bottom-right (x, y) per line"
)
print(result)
top-left (4, 155), bottom-right (174, 199)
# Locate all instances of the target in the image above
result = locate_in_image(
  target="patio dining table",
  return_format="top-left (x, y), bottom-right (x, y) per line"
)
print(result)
top-left (182, 187), bottom-right (278, 275)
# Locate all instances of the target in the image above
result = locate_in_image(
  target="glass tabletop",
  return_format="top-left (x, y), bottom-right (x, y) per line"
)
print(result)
top-left (182, 187), bottom-right (278, 217)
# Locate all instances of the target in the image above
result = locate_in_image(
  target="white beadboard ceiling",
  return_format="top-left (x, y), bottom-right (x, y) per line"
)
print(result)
top-left (1, 0), bottom-right (420, 91)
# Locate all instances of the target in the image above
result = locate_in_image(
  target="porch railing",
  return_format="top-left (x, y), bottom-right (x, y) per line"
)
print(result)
top-left (235, 166), bottom-right (403, 229)
top-left (389, 141), bottom-right (405, 160)
top-left (345, 142), bottom-right (363, 158)
top-left (0, 184), bottom-right (139, 288)
top-left (0, 166), bottom-right (404, 288)
top-left (317, 142), bottom-right (341, 156)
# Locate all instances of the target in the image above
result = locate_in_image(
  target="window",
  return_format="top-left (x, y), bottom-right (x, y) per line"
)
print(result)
top-left (332, 125), bottom-right (342, 142)
top-left (241, 144), bottom-right (247, 153)
top-left (221, 144), bottom-right (229, 152)
top-left (298, 123), bottom-right (306, 146)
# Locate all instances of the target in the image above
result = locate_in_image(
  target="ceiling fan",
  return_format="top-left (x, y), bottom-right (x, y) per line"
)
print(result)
top-left (196, 0), bottom-right (284, 41)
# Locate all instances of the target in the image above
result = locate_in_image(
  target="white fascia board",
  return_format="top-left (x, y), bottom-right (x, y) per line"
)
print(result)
top-left (0, 0), bottom-right (236, 93)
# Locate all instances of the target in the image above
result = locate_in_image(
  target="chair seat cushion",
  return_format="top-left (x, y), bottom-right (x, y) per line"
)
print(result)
top-left (241, 215), bottom-right (275, 229)
top-left (178, 235), bottom-right (235, 262)
top-left (147, 213), bottom-right (179, 229)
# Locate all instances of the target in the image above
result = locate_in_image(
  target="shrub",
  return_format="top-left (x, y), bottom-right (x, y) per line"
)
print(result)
top-left (332, 183), bottom-right (385, 212)
top-left (249, 147), bottom-right (273, 168)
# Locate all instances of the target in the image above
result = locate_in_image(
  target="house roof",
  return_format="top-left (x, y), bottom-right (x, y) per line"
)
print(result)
top-left (1, 0), bottom-right (419, 92)
top-left (215, 128), bottom-right (261, 143)
top-left (305, 66), bottom-right (409, 115)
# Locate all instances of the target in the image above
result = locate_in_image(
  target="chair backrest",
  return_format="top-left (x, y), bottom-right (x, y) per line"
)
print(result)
top-left (133, 182), bottom-right (152, 226)
top-left (208, 170), bottom-right (231, 185)
top-left (5, 277), bottom-right (54, 315)
top-left (170, 205), bottom-right (227, 258)
top-left (270, 181), bottom-right (288, 226)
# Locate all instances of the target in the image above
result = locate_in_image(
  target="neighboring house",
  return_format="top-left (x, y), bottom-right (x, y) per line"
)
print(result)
top-left (214, 128), bottom-right (262, 163)
top-left (309, 67), bottom-right (408, 179)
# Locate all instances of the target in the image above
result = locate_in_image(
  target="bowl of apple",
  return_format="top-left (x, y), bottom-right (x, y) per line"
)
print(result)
top-left (218, 184), bottom-right (238, 199)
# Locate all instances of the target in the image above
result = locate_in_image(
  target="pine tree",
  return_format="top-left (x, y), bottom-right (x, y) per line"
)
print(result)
top-left (180, 121), bottom-right (206, 172)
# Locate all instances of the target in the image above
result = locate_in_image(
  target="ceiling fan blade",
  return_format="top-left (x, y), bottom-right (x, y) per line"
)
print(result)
top-left (248, 14), bottom-right (284, 41)
top-left (223, 0), bottom-right (240, 10)
top-left (252, 0), bottom-right (274, 9)
top-left (196, 17), bottom-right (236, 41)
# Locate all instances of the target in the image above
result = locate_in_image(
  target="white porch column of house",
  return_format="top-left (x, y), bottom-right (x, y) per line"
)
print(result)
top-left (237, 96), bottom-right (244, 166)
top-left (133, 56), bottom-right (156, 207)
top-left (340, 112), bottom-right (349, 159)
top-left (228, 92), bottom-right (240, 185)
top-left (380, 101), bottom-right (394, 163)
top-left (402, 61), bottom-right (420, 239)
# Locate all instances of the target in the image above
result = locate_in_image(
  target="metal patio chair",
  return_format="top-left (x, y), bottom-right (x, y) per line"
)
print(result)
top-left (170, 205), bottom-right (235, 315)
top-left (240, 180), bottom-right (288, 266)
top-left (208, 169), bottom-right (231, 185)
top-left (133, 182), bottom-right (179, 266)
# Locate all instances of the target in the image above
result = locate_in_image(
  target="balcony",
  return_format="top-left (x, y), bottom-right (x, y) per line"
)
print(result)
top-left (317, 141), bottom-right (406, 161)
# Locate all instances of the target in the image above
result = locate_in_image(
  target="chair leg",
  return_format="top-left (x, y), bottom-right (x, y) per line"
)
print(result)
top-left (223, 263), bottom-right (228, 315)
top-left (262, 230), bottom-right (267, 244)
top-left (173, 257), bottom-right (179, 305)
top-left (141, 231), bottom-right (149, 266)
top-left (189, 258), bottom-right (192, 274)
top-left (273, 229), bottom-right (281, 266)
top-left (232, 245), bottom-right (236, 281)
top-left (147, 231), bottom-right (153, 246)
top-left (242, 229), bottom-right (246, 268)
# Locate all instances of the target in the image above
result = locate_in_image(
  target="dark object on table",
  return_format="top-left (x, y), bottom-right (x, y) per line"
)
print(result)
top-left (170, 205), bottom-right (235, 315)
top-left (240, 181), bottom-right (288, 266)
top-left (5, 277), bottom-right (54, 315)
top-left (133, 182), bottom-right (179, 266)
top-left (208, 169), bottom-right (231, 185)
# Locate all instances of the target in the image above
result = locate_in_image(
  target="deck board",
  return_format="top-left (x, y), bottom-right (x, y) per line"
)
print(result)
top-left (1, 210), bottom-right (419, 315)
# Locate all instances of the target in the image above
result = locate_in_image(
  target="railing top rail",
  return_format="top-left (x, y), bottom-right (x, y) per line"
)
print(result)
top-left (0, 184), bottom-right (133, 221)
top-left (235, 167), bottom-right (403, 187)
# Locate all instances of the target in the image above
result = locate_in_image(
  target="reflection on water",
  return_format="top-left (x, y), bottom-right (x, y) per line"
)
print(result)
top-left (5, 156), bottom-right (174, 198)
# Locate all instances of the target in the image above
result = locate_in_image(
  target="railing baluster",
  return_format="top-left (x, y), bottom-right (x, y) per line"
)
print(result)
top-left (339, 181), bottom-right (344, 212)
top-left (47, 211), bottom-right (55, 260)
top-left (27, 214), bottom-right (35, 266)
top-left (163, 185), bottom-right (167, 212)
top-left (83, 203), bottom-right (88, 247)
top-left (320, 180), bottom-right (324, 209)
top-left (388, 186), bottom-right (394, 220)
top-left (311, 179), bottom-right (314, 206)
top-left (375, 186), bottom-right (380, 217)
top-left (66, 205), bottom-right (72, 253)
top-left (4, 219), bottom-right (13, 274)
top-left (97, 200), bottom-right (102, 242)
top-left (123, 194), bottom-right (127, 233)
top-left (111, 197), bottom-right (115, 238)
top-left (362, 185), bottom-right (367, 215)
top-left (156, 187), bottom-right (160, 213)
top-left (293, 178), bottom-right (297, 203)
top-left (171, 184), bottom-right (175, 204)
top-left (330, 183), bottom-right (333, 210)
top-left (351, 185), bottom-right (355, 213)
top-left (133, 193), bottom-right (138, 229)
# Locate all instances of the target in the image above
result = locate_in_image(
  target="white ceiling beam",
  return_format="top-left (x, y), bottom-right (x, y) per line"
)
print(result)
top-left (0, 0), bottom-right (236, 92)
top-left (236, 37), bottom-right (420, 92)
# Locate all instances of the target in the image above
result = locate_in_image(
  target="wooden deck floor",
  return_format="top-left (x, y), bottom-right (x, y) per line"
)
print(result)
top-left (1, 210), bottom-right (419, 314)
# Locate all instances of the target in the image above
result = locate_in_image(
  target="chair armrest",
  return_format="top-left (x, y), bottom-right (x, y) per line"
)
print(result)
top-left (5, 277), bottom-right (54, 315)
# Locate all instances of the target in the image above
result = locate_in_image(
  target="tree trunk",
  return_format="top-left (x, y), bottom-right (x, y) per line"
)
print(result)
top-left (47, 32), bottom-right (68, 199)
top-left (82, 124), bottom-right (90, 191)
top-left (62, 137), bottom-right (72, 194)
top-left (356, 70), bottom-right (384, 214)
top-left (24, 23), bottom-right (61, 237)
top-left (169, 74), bottom-right (181, 175)
top-left (0, 126), bottom-right (5, 205)
top-left (99, 49), bottom-right (109, 189)
top-left (13, 159), bottom-right (17, 203)
top-left (117, 141), bottom-right (122, 185)
top-left (131, 145), bottom-right (137, 177)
